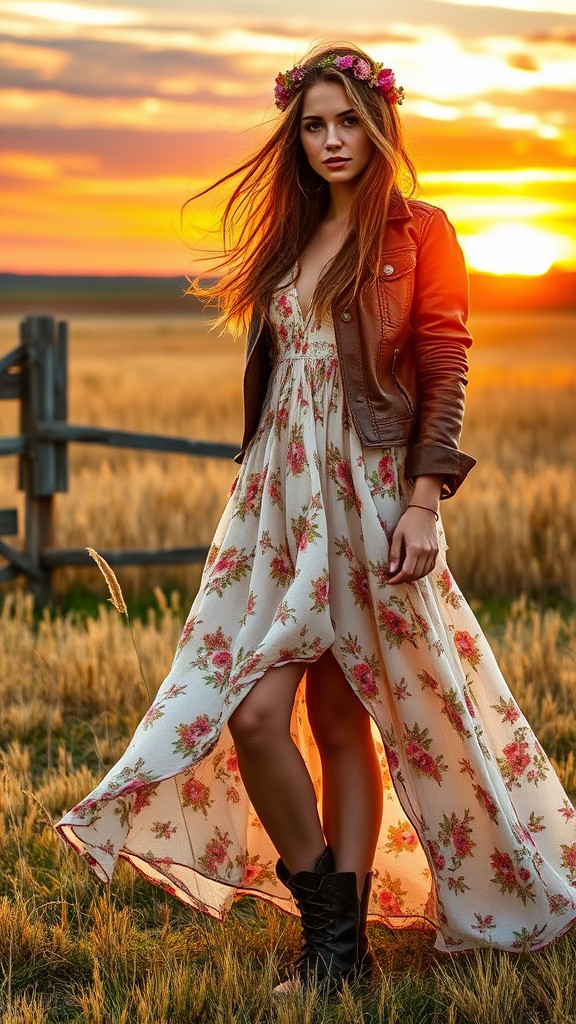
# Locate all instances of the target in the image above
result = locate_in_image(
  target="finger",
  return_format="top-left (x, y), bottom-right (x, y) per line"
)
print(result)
top-left (388, 526), bottom-right (405, 576)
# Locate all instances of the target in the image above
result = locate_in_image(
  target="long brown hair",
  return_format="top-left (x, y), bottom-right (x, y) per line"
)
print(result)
top-left (185, 43), bottom-right (418, 333)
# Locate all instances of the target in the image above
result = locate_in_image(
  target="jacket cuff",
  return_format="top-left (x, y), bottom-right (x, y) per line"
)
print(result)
top-left (404, 442), bottom-right (476, 499)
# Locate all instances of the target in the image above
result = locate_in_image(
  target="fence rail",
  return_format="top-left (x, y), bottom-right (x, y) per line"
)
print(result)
top-left (0, 315), bottom-right (238, 603)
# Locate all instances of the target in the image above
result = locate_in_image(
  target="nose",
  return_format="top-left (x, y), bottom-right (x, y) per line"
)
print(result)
top-left (325, 123), bottom-right (343, 149)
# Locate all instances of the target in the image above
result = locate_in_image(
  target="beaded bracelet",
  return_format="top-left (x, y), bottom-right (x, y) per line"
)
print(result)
top-left (406, 503), bottom-right (440, 522)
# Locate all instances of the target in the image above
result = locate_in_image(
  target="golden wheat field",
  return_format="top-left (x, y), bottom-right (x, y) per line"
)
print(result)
top-left (0, 311), bottom-right (576, 1022)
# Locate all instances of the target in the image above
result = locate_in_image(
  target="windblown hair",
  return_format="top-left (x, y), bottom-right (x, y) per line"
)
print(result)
top-left (186, 43), bottom-right (419, 333)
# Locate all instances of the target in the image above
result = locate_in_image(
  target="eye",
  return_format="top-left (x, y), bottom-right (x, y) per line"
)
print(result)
top-left (304, 121), bottom-right (324, 132)
top-left (342, 115), bottom-right (359, 127)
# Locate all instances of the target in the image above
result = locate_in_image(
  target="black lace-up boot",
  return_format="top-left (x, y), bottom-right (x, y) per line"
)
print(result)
top-left (274, 848), bottom-right (373, 994)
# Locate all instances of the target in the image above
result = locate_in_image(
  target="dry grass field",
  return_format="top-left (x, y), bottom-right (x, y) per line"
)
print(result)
top-left (1, 311), bottom-right (575, 1022)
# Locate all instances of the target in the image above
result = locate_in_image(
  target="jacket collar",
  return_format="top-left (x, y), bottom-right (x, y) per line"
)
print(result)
top-left (388, 189), bottom-right (412, 221)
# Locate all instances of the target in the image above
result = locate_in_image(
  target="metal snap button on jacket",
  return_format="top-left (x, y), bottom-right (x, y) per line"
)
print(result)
top-left (339, 311), bottom-right (352, 322)
top-left (382, 264), bottom-right (394, 275)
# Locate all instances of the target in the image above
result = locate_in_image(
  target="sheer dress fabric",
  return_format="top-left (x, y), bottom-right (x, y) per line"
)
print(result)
top-left (57, 284), bottom-right (576, 953)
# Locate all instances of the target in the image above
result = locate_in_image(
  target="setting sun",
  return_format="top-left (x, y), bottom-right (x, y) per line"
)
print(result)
top-left (462, 224), bottom-right (563, 277)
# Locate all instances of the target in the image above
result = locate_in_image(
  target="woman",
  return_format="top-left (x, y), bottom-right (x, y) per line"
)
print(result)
top-left (57, 43), bottom-right (576, 993)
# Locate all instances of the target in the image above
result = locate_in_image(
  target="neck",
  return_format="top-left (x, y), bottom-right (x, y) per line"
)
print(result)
top-left (326, 182), bottom-right (356, 224)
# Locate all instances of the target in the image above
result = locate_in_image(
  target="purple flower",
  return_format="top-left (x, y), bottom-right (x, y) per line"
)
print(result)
top-left (334, 55), bottom-right (354, 70)
top-left (291, 66), bottom-right (305, 83)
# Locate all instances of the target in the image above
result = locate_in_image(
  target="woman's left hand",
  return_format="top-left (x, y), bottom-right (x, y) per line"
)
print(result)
top-left (387, 505), bottom-right (439, 585)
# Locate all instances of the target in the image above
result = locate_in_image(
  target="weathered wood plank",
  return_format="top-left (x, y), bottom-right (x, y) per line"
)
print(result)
top-left (0, 537), bottom-right (45, 579)
top-left (35, 422), bottom-right (239, 459)
top-left (54, 320), bottom-right (68, 491)
top-left (0, 344), bottom-right (25, 375)
top-left (0, 565), bottom-right (21, 583)
top-left (0, 437), bottom-right (27, 457)
top-left (41, 545), bottom-right (210, 568)
top-left (0, 509), bottom-right (18, 535)
top-left (0, 374), bottom-right (22, 400)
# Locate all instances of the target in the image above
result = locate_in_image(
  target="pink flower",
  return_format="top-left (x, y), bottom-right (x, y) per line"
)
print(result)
top-left (377, 68), bottom-right (395, 92)
top-left (502, 740), bottom-right (530, 776)
top-left (352, 662), bottom-right (378, 698)
top-left (334, 55), bottom-right (354, 70)
top-left (287, 439), bottom-right (305, 474)
top-left (518, 867), bottom-right (531, 882)
top-left (176, 715), bottom-right (211, 751)
top-left (464, 691), bottom-right (476, 718)
top-left (206, 839), bottom-right (227, 865)
top-left (353, 58), bottom-right (371, 80)
top-left (242, 863), bottom-right (262, 884)
top-left (453, 630), bottom-right (481, 667)
top-left (491, 849), bottom-right (516, 885)
top-left (384, 744), bottom-right (399, 773)
top-left (377, 454), bottom-right (395, 487)
top-left (291, 66), bottom-right (305, 83)
top-left (117, 778), bottom-right (144, 796)
top-left (380, 607), bottom-right (410, 636)
top-left (452, 826), bottom-right (473, 858)
top-left (427, 840), bottom-right (446, 872)
top-left (214, 553), bottom-right (236, 574)
top-left (378, 889), bottom-right (402, 915)
top-left (212, 650), bottom-right (232, 671)
top-left (182, 778), bottom-right (208, 805)
top-left (226, 753), bottom-right (239, 774)
top-left (336, 460), bottom-right (354, 491)
top-left (406, 741), bottom-right (436, 776)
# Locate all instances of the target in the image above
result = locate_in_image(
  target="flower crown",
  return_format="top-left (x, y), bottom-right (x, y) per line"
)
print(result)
top-left (274, 53), bottom-right (405, 112)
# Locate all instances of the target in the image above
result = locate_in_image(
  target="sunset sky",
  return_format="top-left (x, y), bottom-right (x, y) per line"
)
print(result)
top-left (1, 0), bottom-right (575, 276)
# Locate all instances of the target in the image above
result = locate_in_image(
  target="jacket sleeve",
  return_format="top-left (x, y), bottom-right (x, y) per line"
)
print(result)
top-left (404, 207), bottom-right (476, 498)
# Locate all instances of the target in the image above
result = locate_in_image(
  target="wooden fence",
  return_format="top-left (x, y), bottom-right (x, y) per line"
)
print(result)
top-left (0, 315), bottom-right (238, 604)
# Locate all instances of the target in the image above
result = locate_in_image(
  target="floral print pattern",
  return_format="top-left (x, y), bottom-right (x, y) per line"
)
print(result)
top-left (57, 284), bottom-right (576, 954)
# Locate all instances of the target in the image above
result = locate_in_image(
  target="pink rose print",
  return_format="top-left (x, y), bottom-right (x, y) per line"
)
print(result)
top-left (348, 564), bottom-right (370, 608)
top-left (309, 570), bottom-right (329, 613)
top-left (473, 783), bottom-right (500, 823)
top-left (173, 714), bottom-right (213, 755)
top-left (490, 848), bottom-right (536, 904)
top-left (377, 454), bottom-right (395, 487)
top-left (437, 568), bottom-right (462, 609)
top-left (384, 743), bottom-right (400, 773)
top-left (286, 424), bottom-right (306, 475)
top-left (226, 752), bottom-right (239, 774)
top-left (378, 890), bottom-right (402, 915)
top-left (351, 662), bottom-right (378, 699)
top-left (181, 778), bottom-right (213, 815)
top-left (404, 725), bottom-right (448, 785)
top-left (427, 840), bottom-right (446, 873)
top-left (502, 740), bottom-right (531, 777)
top-left (377, 603), bottom-right (417, 649)
top-left (453, 630), bottom-right (482, 669)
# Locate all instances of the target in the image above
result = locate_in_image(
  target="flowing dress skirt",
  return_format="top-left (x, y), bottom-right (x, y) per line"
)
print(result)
top-left (57, 286), bottom-right (576, 953)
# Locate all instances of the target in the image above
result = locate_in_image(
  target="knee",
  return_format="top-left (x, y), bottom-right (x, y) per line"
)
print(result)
top-left (308, 699), bottom-right (364, 756)
top-left (228, 695), bottom-right (281, 752)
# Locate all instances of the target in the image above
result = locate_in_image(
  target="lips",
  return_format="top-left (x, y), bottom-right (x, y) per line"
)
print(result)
top-left (323, 157), bottom-right (350, 167)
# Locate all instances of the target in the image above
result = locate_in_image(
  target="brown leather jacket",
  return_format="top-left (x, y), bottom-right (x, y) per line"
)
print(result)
top-left (235, 193), bottom-right (476, 497)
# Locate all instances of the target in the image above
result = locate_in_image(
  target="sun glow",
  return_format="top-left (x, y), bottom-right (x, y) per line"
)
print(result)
top-left (461, 224), bottom-right (563, 276)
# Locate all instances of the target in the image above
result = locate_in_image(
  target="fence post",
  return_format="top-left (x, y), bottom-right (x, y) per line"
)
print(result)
top-left (18, 315), bottom-right (68, 603)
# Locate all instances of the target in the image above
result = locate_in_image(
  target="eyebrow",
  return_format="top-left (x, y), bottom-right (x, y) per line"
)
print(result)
top-left (301, 108), bottom-right (356, 121)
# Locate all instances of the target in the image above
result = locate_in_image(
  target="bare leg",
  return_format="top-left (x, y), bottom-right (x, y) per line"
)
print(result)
top-left (228, 663), bottom-right (325, 875)
top-left (306, 651), bottom-right (383, 895)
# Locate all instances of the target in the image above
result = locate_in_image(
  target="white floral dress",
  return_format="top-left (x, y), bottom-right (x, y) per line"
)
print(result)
top-left (57, 283), bottom-right (576, 953)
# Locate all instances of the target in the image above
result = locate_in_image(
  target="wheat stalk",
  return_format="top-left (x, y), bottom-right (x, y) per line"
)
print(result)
top-left (86, 547), bottom-right (152, 701)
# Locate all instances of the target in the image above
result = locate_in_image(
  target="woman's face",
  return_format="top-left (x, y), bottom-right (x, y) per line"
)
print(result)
top-left (300, 80), bottom-right (374, 187)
